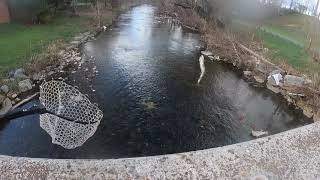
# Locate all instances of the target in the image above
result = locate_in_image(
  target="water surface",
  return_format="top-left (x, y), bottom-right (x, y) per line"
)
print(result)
top-left (0, 5), bottom-right (310, 159)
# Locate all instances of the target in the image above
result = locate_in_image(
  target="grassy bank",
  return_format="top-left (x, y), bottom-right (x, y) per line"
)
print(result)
top-left (253, 14), bottom-right (320, 79)
top-left (256, 29), bottom-right (312, 69)
top-left (0, 15), bottom-right (93, 75)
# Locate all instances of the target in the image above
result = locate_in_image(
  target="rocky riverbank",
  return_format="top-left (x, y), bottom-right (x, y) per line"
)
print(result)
top-left (159, 1), bottom-right (320, 122)
top-left (200, 49), bottom-right (319, 121)
top-left (0, 30), bottom-right (101, 118)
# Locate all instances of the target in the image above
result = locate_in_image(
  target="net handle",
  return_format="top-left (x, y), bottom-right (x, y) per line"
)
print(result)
top-left (1, 105), bottom-right (99, 125)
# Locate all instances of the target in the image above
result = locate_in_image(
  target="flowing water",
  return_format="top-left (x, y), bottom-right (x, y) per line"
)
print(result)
top-left (0, 5), bottom-right (311, 159)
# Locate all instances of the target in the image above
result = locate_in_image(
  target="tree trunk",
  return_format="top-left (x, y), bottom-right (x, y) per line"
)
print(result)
top-left (315, 0), bottom-right (320, 16)
top-left (290, 0), bottom-right (294, 10)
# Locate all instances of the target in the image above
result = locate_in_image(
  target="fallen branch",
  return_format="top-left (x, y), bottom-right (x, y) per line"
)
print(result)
top-left (182, 24), bottom-right (199, 32)
top-left (11, 92), bottom-right (40, 111)
top-left (174, 3), bottom-right (192, 9)
top-left (228, 35), bottom-right (241, 63)
top-left (237, 42), bottom-right (280, 69)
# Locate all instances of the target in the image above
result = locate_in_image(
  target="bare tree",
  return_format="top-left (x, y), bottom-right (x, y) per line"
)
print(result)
top-left (315, 0), bottom-right (320, 16)
top-left (290, 0), bottom-right (295, 10)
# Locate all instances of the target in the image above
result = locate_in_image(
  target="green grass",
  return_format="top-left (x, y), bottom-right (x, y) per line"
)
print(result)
top-left (262, 14), bottom-right (320, 49)
top-left (256, 29), bottom-right (320, 74)
top-left (261, 25), bottom-right (306, 46)
top-left (0, 14), bottom-right (91, 75)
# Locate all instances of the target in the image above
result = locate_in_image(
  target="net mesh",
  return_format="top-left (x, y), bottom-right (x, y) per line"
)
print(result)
top-left (39, 81), bottom-right (103, 149)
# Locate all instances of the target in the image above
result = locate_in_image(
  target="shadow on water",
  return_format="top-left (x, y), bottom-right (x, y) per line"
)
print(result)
top-left (0, 4), bottom-right (311, 159)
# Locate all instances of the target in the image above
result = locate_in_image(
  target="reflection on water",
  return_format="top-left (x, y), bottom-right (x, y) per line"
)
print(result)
top-left (0, 4), bottom-right (310, 159)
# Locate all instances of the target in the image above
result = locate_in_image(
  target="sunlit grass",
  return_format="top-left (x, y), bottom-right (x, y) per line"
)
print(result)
top-left (0, 14), bottom-right (91, 75)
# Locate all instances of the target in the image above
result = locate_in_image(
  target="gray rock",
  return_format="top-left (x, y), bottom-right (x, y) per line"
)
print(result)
top-left (0, 85), bottom-right (9, 94)
top-left (18, 79), bottom-right (33, 93)
top-left (14, 68), bottom-right (28, 79)
top-left (284, 75), bottom-right (305, 87)
top-left (32, 73), bottom-right (41, 81)
top-left (0, 98), bottom-right (12, 117)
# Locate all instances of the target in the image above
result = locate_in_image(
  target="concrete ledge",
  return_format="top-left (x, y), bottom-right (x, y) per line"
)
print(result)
top-left (1, 122), bottom-right (320, 179)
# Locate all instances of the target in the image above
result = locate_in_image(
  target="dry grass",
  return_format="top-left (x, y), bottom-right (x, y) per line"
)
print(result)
top-left (24, 40), bottom-right (64, 75)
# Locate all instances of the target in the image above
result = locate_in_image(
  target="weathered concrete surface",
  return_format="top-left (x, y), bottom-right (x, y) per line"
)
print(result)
top-left (1, 122), bottom-right (320, 179)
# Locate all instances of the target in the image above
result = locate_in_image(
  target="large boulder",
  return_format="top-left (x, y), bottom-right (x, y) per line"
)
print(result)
top-left (18, 79), bottom-right (33, 93)
top-left (284, 75), bottom-right (305, 87)
top-left (14, 68), bottom-right (28, 79)
top-left (0, 98), bottom-right (12, 117)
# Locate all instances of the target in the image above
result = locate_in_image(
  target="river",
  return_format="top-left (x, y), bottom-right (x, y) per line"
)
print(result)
top-left (0, 4), bottom-right (310, 159)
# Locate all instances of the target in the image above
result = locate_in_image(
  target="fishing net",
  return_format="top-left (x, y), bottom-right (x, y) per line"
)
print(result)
top-left (39, 81), bottom-right (103, 149)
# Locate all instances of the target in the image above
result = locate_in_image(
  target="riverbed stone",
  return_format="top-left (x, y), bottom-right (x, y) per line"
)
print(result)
top-left (0, 85), bottom-right (9, 94)
top-left (0, 98), bottom-right (12, 117)
top-left (18, 79), bottom-right (33, 93)
top-left (284, 75), bottom-right (305, 87)
top-left (13, 68), bottom-right (28, 79)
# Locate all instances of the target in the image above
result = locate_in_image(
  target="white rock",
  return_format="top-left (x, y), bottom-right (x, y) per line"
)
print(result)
top-left (18, 79), bottom-right (33, 93)
top-left (267, 73), bottom-right (283, 86)
top-left (251, 130), bottom-right (268, 138)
